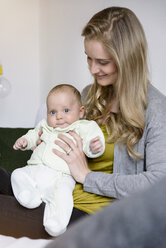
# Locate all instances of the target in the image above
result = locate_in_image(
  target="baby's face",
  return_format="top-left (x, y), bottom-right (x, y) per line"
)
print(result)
top-left (47, 91), bottom-right (84, 128)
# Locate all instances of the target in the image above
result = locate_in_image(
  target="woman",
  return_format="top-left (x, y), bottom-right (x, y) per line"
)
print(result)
top-left (53, 6), bottom-right (166, 198)
top-left (0, 6), bottom-right (166, 239)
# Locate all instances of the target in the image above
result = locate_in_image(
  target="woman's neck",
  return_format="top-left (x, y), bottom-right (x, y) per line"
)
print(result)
top-left (110, 97), bottom-right (119, 113)
top-left (98, 97), bottom-right (119, 125)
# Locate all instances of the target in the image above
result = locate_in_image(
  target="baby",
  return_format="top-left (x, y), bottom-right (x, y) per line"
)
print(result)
top-left (11, 84), bottom-right (105, 237)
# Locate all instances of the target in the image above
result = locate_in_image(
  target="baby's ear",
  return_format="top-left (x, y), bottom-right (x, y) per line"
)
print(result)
top-left (80, 106), bottom-right (85, 119)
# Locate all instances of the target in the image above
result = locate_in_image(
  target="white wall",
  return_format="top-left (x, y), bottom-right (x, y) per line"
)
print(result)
top-left (0, 0), bottom-right (166, 127)
top-left (0, 0), bottom-right (40, 127)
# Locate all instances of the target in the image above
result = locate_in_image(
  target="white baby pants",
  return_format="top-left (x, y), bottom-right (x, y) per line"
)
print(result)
top-left (11, 165), bottom-right (75, 236)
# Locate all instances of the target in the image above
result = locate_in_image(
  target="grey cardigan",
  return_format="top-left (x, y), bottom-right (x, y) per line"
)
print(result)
top-left (82, 84), bottom-right (166, 199)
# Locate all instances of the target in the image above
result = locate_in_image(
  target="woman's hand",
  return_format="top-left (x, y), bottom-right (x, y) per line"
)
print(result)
top-left (31, 131), bottom-right (42, 151)
top-left (52, 131), bottom-right (91, 184)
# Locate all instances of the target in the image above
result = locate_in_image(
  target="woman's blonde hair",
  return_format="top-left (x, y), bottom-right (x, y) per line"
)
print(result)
top-left (82, 7), bottom-right (149, 159)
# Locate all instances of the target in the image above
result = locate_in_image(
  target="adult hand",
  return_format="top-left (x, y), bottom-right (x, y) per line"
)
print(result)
top-left (31, 131), bottom-right (42, 151)
top-left (52, 131), bottom-right (91, 184)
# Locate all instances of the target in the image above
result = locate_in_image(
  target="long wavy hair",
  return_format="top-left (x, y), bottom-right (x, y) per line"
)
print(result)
top-left (82, 7), bottom-right (149, 159)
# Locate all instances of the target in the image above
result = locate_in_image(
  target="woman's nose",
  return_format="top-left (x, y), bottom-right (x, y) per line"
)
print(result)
top-left (90, 61), bottom-right (100, 74)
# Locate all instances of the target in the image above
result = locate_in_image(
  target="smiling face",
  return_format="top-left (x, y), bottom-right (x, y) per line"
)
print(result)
top-left (84, 39), bottom-right (117, 87)
top-left (47, 90), bottom-right (85, 128)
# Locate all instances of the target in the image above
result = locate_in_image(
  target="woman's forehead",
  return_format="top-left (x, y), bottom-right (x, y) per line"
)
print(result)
top-left (84, 39), bottom-right (110, 59)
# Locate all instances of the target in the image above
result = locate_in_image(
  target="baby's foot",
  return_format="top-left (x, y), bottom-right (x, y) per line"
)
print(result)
top-left (17, 190), bottom-right (42, 208)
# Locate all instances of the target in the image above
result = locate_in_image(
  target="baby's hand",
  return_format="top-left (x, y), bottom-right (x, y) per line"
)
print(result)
top-left (90, 136), bottom-right (103, 154)
top-left (13, 137), bottom-right (28, 150)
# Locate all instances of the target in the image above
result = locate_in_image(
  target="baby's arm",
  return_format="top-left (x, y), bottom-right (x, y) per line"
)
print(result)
top-left (13, 137), bottom-right (28, 150)
top-left (90, 136), bottom-right (103, 154)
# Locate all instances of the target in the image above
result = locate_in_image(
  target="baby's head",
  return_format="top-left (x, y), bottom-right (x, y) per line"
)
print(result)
top-left (47, 84), bottom-right (85, 128)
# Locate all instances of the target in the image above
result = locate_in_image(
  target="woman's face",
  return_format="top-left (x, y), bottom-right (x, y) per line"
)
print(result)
top-left (84, 39), bottom-right (117, 87)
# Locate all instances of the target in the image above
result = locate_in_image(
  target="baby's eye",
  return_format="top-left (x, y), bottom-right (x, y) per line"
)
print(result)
top-left (64, 109), bottom-right (69, 113)
top-left (50, 110), bottom-right (56, 115)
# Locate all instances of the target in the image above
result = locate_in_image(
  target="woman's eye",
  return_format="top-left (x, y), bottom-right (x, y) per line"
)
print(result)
top-left (50, 110), bottom-right (56, 115)
top-left (87, 57), bottom-right (92, 63)
top-left (99, 60), bottom-right (109, 65)
top-left (64, 109), bottom-right (69, 113)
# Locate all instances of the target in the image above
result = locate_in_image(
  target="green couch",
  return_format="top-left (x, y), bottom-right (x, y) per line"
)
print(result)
top-left (0, 127), bottom-right (33, 172)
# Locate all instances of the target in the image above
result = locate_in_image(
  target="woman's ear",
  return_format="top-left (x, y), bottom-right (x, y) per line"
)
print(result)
top-left (79, 106), bottom-right (85, 119)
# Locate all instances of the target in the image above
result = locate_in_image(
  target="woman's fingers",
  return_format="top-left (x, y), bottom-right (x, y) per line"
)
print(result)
top-left (31, 131), bottom-right (43, 151)
top-left (54, 138), bottom-right (71, 154)
top-left (53, 145), bottom-right (90, 184)
top-left (55, 131), bottom-right (83, 152)
top-left (68, 131), bottom-right (83, 149)
top-left (57, 133), bottom-right (76, 150)
top-left (52, 131), bottom-right (91, 184)
top-left (52, 147), bottom-right (68, 162)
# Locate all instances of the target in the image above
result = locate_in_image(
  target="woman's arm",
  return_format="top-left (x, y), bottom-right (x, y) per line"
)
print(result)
top-left (83, 87), bottom-right (166, 199)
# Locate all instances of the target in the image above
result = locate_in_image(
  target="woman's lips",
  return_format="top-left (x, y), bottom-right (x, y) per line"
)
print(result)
top-left (96, 74), bottom-right (107, 80)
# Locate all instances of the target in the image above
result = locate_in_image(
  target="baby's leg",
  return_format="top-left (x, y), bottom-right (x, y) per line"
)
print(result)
top-left (11, 166), bottom-right (42, 208)
top-left (43, 174), bottom-right (75, 237)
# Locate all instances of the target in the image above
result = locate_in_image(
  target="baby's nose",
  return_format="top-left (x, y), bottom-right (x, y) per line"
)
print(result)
top-left (56, 112), bottom-right (62, 119)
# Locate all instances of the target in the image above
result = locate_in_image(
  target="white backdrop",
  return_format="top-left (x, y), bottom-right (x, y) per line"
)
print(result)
top-left (0, 0), bottom-right (166, 127)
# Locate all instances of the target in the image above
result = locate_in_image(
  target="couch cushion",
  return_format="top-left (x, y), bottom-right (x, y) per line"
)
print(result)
top-left (0, 128), bottom-right (32, 172)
